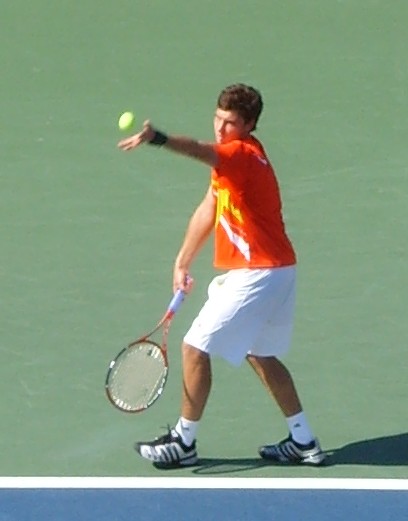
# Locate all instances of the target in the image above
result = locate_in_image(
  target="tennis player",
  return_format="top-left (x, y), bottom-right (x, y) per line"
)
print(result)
top-left (118, 84), bottom-right (326, 468)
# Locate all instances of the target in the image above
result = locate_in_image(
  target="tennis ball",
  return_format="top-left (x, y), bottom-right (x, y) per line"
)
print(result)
top-left (118, 111), bottom-right (135, 131)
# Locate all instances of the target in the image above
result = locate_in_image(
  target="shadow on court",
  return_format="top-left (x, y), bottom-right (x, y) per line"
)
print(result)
top-left (190, 433), bottom-right (408, 475)
top-left (192, 458), bottom-right (270, 475)
top-left (326, 432), bottom-right (408, 467)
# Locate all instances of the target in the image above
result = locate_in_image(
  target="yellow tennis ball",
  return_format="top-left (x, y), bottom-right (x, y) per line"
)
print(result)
top-left (118, 111), bottom-right (135, 131)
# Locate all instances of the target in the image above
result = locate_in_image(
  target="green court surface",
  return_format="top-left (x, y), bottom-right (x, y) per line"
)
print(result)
top-left (1, 1), bottom-right (407, 478)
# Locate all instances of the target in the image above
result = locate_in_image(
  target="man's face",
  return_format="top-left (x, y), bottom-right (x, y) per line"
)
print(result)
top-left (213, 108), bottom-right (254, 144)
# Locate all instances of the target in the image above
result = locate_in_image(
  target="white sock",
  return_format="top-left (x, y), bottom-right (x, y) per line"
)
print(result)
top-left (175, 417), bottom-right (199, 447)
top-left (286, 411), bottom-right (314, 445)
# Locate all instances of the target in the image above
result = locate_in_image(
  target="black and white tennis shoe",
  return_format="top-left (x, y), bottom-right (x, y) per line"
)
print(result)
top-left (259, 435), bottom-right (326, 466)
top-left (135, 428), bottom-right (198, 468)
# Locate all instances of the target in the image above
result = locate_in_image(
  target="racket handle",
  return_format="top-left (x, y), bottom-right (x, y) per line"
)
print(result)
top-left (167, 288), bottom-right (186, 314)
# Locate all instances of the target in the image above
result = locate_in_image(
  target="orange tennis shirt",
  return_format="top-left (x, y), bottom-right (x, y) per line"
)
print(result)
top-left (211, 136), bottom-right (296, 269)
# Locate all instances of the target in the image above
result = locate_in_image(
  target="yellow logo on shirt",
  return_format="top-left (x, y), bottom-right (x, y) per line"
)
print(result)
top-left (215, 187), bottom-right (243, 225)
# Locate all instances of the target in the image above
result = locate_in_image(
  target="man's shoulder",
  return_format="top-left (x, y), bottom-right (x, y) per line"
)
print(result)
top-left (213, 136), bottom-right (269, 175)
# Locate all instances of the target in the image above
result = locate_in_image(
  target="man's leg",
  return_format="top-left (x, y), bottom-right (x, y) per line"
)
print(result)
top-left (180, 342), bottom-right (212, 420)
top-left (134, 342), bottom-right (211, 468)
top-left (246, 355), bottom-right (302, 417)
top-left (171, 343), bottom-right (211, 448)
top-left (247, 355), bottom-right (326, 465)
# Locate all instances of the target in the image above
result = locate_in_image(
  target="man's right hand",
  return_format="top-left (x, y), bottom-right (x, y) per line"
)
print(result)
top-left (173, 267), bottom-right (194, 294)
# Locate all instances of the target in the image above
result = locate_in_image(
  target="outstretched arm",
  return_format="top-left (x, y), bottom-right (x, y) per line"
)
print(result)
top-left (173, 185), bottom-right (216, 293)
top-left (118, 120), bottom-right (218, 167)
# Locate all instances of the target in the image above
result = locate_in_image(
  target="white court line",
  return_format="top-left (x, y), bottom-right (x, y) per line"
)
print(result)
top-left (0, 477), bottom-right (407, 490)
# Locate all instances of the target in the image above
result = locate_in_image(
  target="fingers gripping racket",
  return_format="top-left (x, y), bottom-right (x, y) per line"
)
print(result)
top-left (105, 289), bottom-right (186, 413)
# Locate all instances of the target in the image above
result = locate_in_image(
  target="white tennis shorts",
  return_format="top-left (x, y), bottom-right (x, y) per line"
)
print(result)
top-left (183, 266), bottom-right (296, 366)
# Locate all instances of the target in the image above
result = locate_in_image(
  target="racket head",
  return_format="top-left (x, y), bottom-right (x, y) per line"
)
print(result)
top-left (105, 340), bottom-right (168, 413)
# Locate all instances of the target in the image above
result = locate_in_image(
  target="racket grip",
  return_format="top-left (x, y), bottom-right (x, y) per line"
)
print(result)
top-left (167, 288), bottom-right (186, 314)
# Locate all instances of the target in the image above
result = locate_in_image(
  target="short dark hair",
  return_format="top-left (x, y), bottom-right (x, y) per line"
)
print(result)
top-left (217, 84), bottom-right (263, 131)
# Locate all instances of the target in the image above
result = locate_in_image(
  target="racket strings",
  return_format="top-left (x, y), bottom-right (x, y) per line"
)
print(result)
top-left (108, 343), bottom-right (167, 411)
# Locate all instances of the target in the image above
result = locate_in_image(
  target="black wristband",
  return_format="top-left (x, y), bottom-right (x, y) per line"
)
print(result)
top-left (148, 130), bottom-right (168, 146)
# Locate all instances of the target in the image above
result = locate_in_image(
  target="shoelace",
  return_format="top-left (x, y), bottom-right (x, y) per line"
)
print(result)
top-left (154, 425), bottom-right (175, 444)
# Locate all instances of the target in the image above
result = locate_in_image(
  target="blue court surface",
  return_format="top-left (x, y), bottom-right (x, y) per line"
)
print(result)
top-left (1, 478), bottom-right (407, 521)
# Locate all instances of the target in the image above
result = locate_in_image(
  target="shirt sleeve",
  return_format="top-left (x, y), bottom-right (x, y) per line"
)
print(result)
top-left (213, 141), bottom-right (247, 184)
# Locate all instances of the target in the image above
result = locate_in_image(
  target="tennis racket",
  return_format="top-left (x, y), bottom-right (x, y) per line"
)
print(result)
top-left (105, 289), bottom-right (187, 413)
